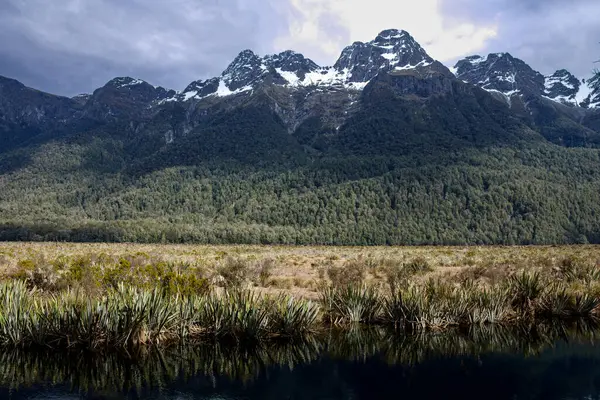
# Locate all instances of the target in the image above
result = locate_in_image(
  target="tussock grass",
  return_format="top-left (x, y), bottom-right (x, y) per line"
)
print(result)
top-left (0, 282), bottom-right (319, 350)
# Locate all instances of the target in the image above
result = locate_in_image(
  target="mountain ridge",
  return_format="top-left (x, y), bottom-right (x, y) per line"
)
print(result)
top-left (1, 29), bottom-right (600, 245)
top-left (3, 29), bottom-right (596, 115)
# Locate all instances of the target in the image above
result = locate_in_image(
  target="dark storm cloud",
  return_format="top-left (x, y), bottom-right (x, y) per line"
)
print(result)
top-left (0, 0), bottom-right (293, 96)
top-left (1, 0), bottom-right (599, 97)
top-left (441, 0), bottom-right (600, 78)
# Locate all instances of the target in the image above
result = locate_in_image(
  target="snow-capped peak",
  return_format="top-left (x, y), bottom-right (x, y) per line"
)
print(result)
top-left (454, 52), bottom-right (545, 97)
top-left (454, 53), bottom-right (598, 109)
top-left (334, 29), bottom-right (435, 83)
top-left (174, 28), bottom-right (446, 103)
top-left (220, 50), bottom-right (265, 91)
top-left (375, 28), bottom-right (408, 40)
top-left (264, 50), bottom-right (320, 77)
top-left (543, 69), bottom-right (580, 106)
top-left (108, 77), bottom-right (147, 89)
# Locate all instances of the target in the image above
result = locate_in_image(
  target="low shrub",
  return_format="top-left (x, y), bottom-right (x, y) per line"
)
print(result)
top-left (404, 257), bottom-right (433, 275)
top-left (381, 257), bottom-right (433, 292)
top-left (268, 295), bottom-right (319, 336)
top-left (327, 259), bottom-right (367, 288)
top-left (216, 257), bottom-right (252, 288)
top-left (380, 258), bottom-right (406, 292)
top-left (255, 258), bottom-right (275, 287)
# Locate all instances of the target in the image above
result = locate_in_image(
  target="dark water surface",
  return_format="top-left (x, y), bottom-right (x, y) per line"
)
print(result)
top-left (3, 326), bottom-right (600, 399)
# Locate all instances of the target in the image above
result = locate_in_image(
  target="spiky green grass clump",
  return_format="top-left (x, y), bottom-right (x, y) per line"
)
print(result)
top-left (320, 285), bottom-right (382, 324)
top-left (0, 282), bottom-right (319, 350)
top-left (2, 260), bottom-right (600, 351)
top-left (321, 275), bottom-right (599, 331)
top-left (379, 282), bottom-right (511, 331)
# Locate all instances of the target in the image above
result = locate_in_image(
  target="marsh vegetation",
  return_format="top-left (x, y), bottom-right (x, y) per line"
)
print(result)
top-left (0, 243), bottom-right (599, 350)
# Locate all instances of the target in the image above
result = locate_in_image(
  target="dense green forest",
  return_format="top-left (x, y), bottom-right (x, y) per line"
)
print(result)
top-left (1, 136), bottom-right (599, 245)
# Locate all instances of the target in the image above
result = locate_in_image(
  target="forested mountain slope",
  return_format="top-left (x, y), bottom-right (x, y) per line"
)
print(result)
top-left (1, 29), bottom-right (600, 245)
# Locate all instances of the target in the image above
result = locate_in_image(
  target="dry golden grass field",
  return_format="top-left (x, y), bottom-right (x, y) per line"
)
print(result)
top-left (1, 242), bottom-right (599, 299)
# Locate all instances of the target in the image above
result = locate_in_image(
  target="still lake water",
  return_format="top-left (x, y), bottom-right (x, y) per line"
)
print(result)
top-left (3, 326), bottom-right (600, 400)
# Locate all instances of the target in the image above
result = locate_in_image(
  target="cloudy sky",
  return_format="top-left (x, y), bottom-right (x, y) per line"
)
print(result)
top-left (1, 0), bottom-right (598, 96)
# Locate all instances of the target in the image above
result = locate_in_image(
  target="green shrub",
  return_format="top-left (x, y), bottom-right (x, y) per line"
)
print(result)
top-left (161, 271), bottom-right (210, 297)
top-left (102, 258), bottom-right (134, 290)
top-left (66, 256), bottom-right (91, 283)
top-left (13, 259), bottom-right (36, 280)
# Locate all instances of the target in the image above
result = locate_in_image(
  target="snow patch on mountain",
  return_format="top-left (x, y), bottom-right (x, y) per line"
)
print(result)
top-left (394, 60), bottom-right (433, 71)
top-left (487, 89), bottom-right (521, 107)
top-left (215, 80), bottom-right (253, 97)
top-left (576, 83), bottom-right (592, 105)
top-left (183, 91), bottom-right (198, 101)
top-left (110, 77), bottom-right (146, 89)
top-left (543, 70), bottom-right (580, 106)
top-left (275, 68), bottom-right (301, 86)
top-left (169, 28), bottom-right (442, 104)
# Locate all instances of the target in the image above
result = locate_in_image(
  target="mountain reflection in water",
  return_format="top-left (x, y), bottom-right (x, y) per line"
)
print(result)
top-left (2, 322), bottom-right (600, 399)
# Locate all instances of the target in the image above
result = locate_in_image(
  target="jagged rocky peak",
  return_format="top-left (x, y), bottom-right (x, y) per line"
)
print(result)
top-left (84, 76), bottom-right (176, 121)
top-left (175, 28), bottom-right (449, 103)
top-left (544, 69), bottom-right (581, 106)
top-left (105, 77), bottom-right (151, 89)
top-left (176, 50), bottom-right (266, 103)
top-left (334, 29), bottom-right (437, 83)
top-left (179, 77), bottom-right (221, 101)
top-left (454, 53), bottom-right (545, 96)
top-left (220, 49), bottom-right (267, 91)
top-left (219, 49), bottom-right (323, 91)
top-left (264, 50), bottom-right (319, 78)
top-left (100, 76), bottom-right (174, 99)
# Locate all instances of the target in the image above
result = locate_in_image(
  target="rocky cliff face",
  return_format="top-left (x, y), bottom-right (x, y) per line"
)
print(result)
top-left (82, 77), bottom-right (177, 122)
top-left (0, 75), bottom-right (84, 149)
top-left (453, 53), bottom-right (545, 98)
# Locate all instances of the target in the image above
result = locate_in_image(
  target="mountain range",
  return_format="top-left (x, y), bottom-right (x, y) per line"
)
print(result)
top-left (1, 29), bottom-right (600, 245)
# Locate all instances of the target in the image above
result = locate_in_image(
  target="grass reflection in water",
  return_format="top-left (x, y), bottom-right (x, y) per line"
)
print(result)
top-left (1, 320), bottom-right (599, 394)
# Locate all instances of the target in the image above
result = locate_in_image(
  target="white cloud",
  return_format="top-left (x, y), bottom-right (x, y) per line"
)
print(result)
top-left (274, 0), bottom-right (498, 64)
